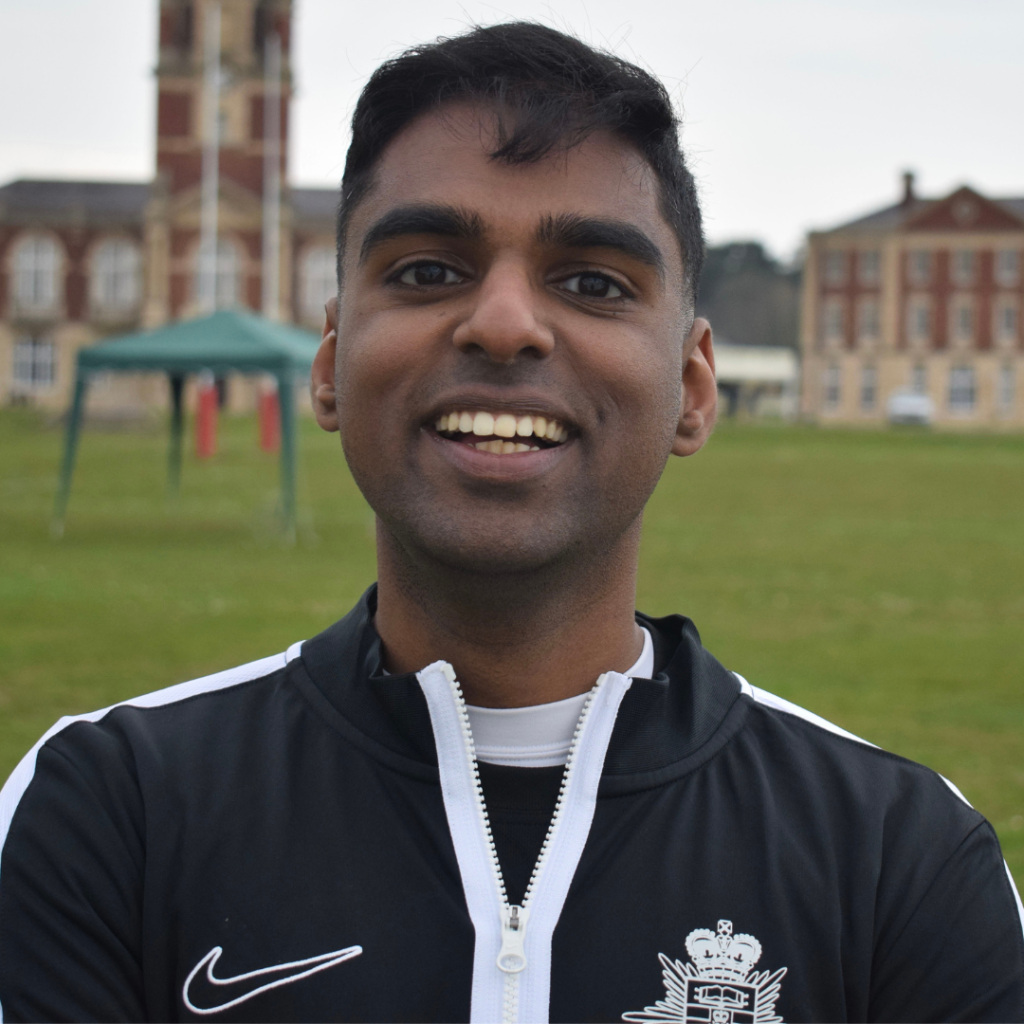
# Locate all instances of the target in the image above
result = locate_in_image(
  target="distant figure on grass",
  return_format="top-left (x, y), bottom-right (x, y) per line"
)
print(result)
top-left (1, 22), bottom-right (1022, 1024)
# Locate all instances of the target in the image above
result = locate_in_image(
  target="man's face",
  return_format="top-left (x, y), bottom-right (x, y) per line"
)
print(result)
top-left (321, 103), bottom-right (705, 576)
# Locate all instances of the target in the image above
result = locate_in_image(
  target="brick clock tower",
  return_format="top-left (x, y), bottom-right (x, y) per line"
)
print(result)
top-left (145, 0), bottom-right (295, 326)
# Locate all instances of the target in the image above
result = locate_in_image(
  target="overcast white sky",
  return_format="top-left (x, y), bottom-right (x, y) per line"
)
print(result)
top-left (1, 0), bottom-right (1022, 258)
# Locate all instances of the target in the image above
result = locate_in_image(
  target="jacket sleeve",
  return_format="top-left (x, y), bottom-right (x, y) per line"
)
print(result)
top-left (0, 725), bottom-right (148, 1023)
top-left (869, 819), bottom-right (1024, 1023)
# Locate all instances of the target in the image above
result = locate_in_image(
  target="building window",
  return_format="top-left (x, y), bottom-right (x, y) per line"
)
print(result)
top-left (908, 250), bottom-right (931, 286)
top-left (91, 239), bottom-right (141, 315)
top-left (822, 298), bottom-right (845, 345)
top-left (950, 249), bottom-right (976, 286)
top-left (994, 298), bottom-right (1019, 345)
top-left (911, 364), bottom-right (927, 394)
top-left (858, 250), bottom-right (881, 285)
top-left (906, 297), bottom-right (931, 345)
top-left (194, 237), bottom-right (242, 309)
top-left (13, 336), bottom-right (56, 390)
top-left (948, 365), bottom-right (976, 414)
top-left (950, 298), bottom-right (975, 345)
top-left (860, 365), bottom-right (877, 410)
top-left (301, 246), bottom-right (336, 320)
top-left (12, 234), bottom-right (62, 313)
top-left (823, 364), bottom-right (841, 409)
top-left (995, 249), bottom-right (1020, 287)
top-left (823, 250), bottom-right (847, 285)
top-left (998, 364), bottom-right (1015, 413)
top-left (858, 298), bottom-right (880, 341)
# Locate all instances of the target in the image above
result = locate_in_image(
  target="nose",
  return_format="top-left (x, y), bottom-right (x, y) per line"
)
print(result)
top-left (452, 259), bottom-right (555, 363)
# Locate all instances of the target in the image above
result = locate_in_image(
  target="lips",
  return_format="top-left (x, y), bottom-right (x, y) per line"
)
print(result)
top-left (433, 409), bottom-right (570, 454)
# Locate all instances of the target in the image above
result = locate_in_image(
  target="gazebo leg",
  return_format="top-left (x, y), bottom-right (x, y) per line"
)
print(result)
top-left (168, 373), bottom-right (185, 498)
top-left (277, 369), bottom-right (297, 544)
top-left (52, 372), bottom-right (89, 538)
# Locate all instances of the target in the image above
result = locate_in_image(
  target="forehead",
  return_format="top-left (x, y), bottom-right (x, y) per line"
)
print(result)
top-left (349, 102), bottom-right (682, 269)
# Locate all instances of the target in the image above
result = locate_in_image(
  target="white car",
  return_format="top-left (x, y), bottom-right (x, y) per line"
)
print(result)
top-left (887, 390), bottom-right (935, 425)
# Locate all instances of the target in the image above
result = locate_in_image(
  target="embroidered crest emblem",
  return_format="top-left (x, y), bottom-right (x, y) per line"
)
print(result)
top-left (622, 919), bottom-right (787, 1024)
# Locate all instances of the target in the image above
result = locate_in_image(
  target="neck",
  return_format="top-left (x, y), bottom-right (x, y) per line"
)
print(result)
top-left (373, 520), bottom-right (645, 707)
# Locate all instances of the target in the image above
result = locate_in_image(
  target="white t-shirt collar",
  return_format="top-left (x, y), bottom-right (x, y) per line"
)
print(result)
top-left (467, 626), bottom-right (654, 768)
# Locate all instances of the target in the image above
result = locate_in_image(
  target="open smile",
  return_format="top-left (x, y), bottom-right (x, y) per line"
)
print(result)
top-left (432, 409), bottom-right (571, 454)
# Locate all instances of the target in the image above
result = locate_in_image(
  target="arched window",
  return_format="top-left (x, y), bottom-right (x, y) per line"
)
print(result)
top-left (301, 246), bottom-right (336, 320)
top-left (12, 234), bottom-right (62, 313)
top-left (194, 237), bottom-right (242, 309)
top-left (92, 239), bottom-right (141, 314)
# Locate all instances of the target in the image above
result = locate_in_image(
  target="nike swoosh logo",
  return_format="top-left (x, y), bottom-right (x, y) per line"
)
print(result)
top-left (182, 943), bottom-right (364, 1015)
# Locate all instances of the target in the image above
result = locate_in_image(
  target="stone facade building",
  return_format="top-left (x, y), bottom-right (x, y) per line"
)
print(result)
top-left (0, 0), bottom-right (337, 413)
top-left (801, 174), bottom-right (1024, 427)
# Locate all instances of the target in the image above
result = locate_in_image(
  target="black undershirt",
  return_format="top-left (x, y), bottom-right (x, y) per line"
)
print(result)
top-left (477, 762), bottom-right (565, 906)
top-left (476, 622), bottom-right (672, 906)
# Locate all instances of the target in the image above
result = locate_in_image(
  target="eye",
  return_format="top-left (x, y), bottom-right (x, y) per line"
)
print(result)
top-left (559, 272), bottom-right (627, 299)
top-left (395, 262), bottom-right (465, 287)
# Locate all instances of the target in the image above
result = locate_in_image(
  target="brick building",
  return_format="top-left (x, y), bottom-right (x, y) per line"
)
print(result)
top-left (0, 0), bottom-right (337, 412)
top-left (801, 173), bottom-right (1024, 427)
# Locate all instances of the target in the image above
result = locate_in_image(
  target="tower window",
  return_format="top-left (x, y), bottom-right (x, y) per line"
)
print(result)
top-left (301, 246), bottom-right (337, 321)
top-left (92, 239), bottom-right (141, 315)
top-left (194, 237), bottom-right (243, 310)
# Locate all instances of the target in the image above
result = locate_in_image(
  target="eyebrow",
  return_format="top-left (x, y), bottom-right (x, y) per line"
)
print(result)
top-left (537, 214), bottom-right (665, 276)
top-left (359, 204), bottom-right (483, 263)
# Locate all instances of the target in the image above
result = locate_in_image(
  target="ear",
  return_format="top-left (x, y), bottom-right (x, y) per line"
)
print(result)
top-left (671, 317), bottom-right (717, 457)
top-left (311, 296), bottom-right (339, 432)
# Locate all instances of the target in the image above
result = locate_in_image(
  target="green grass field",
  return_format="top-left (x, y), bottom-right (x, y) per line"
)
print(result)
top-left (1, 408), bottom-right (1022, 885)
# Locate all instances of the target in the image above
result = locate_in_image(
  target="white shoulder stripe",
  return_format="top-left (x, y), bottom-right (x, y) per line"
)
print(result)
top-left (1007, 863), bottom-right (1024, 943)
top-left (0, 644), bottom-right (304, 879)
top-left (735, 671), bottom-right (1024, 936)
top-left (733, 672), bottom-right (879, 749)
top-left (734, 671), bottom-right (978, 810)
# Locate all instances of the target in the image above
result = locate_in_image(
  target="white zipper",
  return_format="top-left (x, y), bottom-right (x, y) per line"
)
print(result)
top-left (418, 660), bottom-right (632, 1024)
top-left (447, 670), bottom-right (602, 1022)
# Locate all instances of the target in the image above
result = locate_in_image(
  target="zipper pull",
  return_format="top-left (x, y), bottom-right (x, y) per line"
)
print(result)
top-left (497, 904), bottom-right (530, 973)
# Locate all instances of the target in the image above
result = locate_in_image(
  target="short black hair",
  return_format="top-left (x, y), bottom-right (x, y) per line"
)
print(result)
top-left (337, 22), bottom-right (704, 303)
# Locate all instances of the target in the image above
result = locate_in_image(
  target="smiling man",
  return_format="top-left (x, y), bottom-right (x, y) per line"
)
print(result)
top-left (1, 22), bottom-right (1023, 1024)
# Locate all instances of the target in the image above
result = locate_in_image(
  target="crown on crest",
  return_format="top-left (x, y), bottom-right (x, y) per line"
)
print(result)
top-left (684, 919), bottom-right (763, 982)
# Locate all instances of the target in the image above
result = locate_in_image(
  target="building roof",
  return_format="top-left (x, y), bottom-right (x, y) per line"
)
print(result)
top-left (0, 179), bottom-right (150, 224)
top-left (823, 193), bottom-right (1024, 234)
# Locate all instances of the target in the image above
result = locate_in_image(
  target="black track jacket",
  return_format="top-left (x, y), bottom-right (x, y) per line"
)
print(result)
top-left (1, 588), bottom-right (1022, 1022)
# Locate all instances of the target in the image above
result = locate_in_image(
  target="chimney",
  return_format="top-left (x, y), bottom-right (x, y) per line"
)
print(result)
top-left (901, 171), bottom-right (916, 205)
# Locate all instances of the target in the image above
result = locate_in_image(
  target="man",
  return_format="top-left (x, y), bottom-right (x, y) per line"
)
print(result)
top-left (1, 21), bottom-right (1022, 1024)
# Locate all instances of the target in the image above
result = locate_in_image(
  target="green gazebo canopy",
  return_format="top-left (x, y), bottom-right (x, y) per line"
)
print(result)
top-left (54, 309), bottom-right (322, 540)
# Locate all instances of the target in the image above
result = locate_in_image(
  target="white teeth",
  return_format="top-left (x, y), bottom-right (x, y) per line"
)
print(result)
top-left (437, 409), bottom-right (569, 449)
top-left (494, 413), bottom-right (517, 438)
